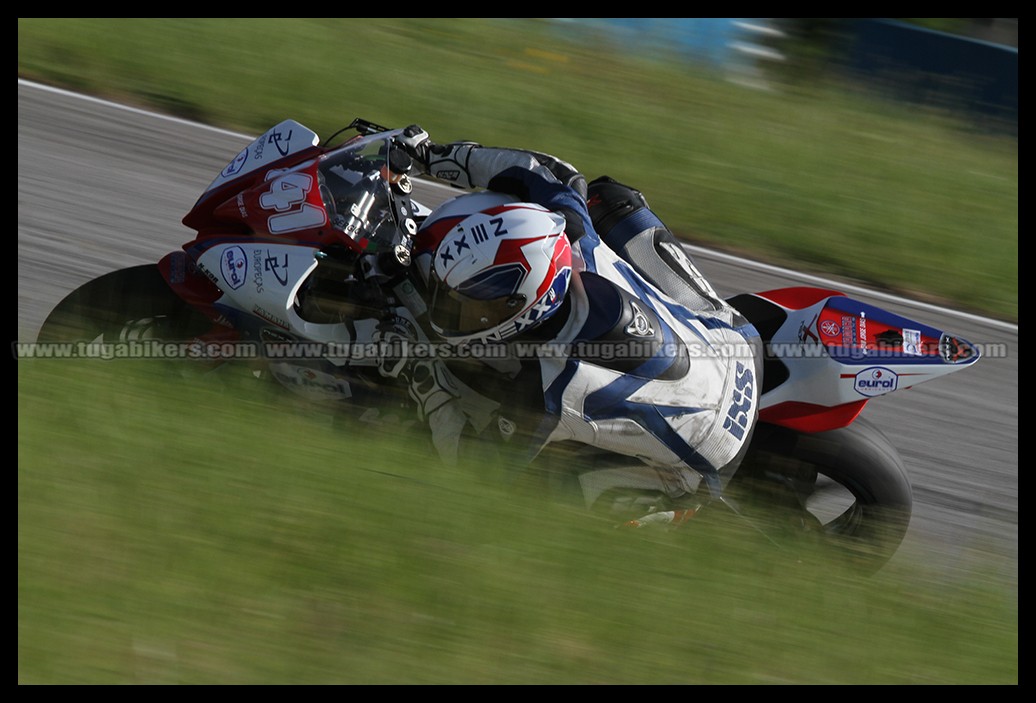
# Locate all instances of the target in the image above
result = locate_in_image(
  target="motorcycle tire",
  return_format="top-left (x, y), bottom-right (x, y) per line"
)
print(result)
top-left (731, 416), bottom-right (913, 574)
top-left (37, 264), bottom-right (212, 344)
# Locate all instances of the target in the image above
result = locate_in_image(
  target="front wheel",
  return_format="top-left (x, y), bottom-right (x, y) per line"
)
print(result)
top-left (37, 264), bottom-right (214, 345)
top-left (729, 416), bottom-right (913, 574)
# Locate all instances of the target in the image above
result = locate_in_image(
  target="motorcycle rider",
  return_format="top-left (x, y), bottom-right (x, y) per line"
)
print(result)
top-left (377, 125), bottom-right (763, 520)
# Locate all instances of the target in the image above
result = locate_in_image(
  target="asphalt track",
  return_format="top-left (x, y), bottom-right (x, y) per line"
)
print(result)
top-left (17, 79), bottom-right (1018, 588)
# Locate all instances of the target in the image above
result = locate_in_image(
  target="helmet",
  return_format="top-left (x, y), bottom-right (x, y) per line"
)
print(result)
top-left (425, 202), bottom-right (572, 344)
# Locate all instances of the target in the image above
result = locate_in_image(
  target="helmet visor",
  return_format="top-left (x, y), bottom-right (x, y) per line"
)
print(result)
top-left (427, 270), bottom-right (527, 338)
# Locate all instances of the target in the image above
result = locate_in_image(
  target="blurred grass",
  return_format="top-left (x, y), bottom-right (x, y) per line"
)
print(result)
top-left (18, 359), bottom-right (1017, 683)
top-left (17, 18), bottom-right (1016, 322)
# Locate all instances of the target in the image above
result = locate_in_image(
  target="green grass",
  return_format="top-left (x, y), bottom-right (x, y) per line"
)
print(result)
top-left (17, 18), bottom-right (1017, 322)
top-left (18, 360), bottom-right (1017, 683)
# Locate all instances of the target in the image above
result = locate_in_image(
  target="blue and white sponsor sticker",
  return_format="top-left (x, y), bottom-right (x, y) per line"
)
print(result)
top-left (854, 366), bottom-right (899, 396)
top-left (220, 147), bottom-right (249, 178)
top-left (219, 245), bottom-right (248, 290)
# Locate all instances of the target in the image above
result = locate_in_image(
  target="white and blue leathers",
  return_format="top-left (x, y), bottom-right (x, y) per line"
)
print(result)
top-left (409, 144), bottom-right (761, 505)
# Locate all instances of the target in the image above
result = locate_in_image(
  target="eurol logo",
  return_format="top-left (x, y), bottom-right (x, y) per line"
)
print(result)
top-left (854, 366), bottom-right (899, 397)
top-left (220, 245), bottom-right (247, 290)
top-left (220, 147), bottom-right (249, 178)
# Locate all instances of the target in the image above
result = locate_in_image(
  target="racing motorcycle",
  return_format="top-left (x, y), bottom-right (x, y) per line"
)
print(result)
top-left (36, 118), bottom-right (981, 572)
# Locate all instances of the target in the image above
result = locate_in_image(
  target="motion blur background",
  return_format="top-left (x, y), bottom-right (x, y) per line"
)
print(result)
top-left (18, 18), bottom-right (1017, 684)
top-left (562, 18), bottom-right (1017, 129)
top-left (18, 17), bottom-right (1018, 321)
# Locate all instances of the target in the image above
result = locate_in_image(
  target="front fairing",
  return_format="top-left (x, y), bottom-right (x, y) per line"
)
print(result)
top-left (172, 121), bottom-right (434, 402)
top-left (184, 124), bottom-right (418, 255)
top-left (183, 121), bottom-right (323, 234)
top-left (199, 120), bottom-right (321, 202)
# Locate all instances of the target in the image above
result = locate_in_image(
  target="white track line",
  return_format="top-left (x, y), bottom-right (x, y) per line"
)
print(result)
top-left (19, 78), bottom-right (1016, 332)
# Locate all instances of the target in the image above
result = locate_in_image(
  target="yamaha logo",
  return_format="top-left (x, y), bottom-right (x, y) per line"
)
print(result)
top-left (820, 320), bottom-right (841, 336)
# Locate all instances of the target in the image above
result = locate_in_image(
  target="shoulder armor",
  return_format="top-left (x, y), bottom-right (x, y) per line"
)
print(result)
top-left (573, 272), bottom-right (689, 379)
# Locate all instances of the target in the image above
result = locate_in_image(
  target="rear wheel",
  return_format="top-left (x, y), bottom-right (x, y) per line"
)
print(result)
top-left (730, 417), bottom-right (913, 573)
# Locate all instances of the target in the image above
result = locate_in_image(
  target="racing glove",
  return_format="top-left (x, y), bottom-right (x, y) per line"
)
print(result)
top-left (398, 125), bottom-right (465, 176)
top-left (400, 124), bottom-right (589, 201)
top-left (399, 124), bottom-right (483, 189)
top-left (372, 319), bottom-right (415, 380)
top-left (372, 319), bottom-right (461, 420)
top-left (398, 124), bottom-right (432, 168)
top-left (407, 358), bottom-right (461, 422)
